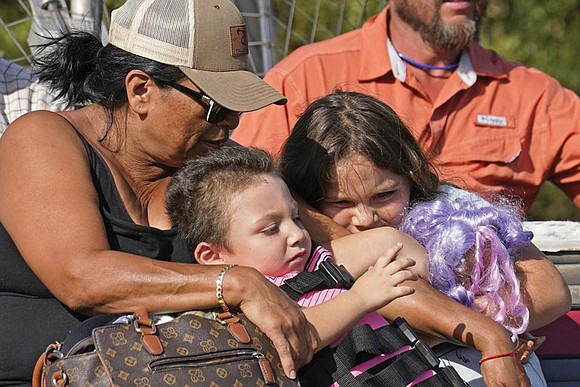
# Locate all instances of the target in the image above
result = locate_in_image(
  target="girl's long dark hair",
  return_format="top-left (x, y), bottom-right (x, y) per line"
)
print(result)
top-left (279, 90), bottom-right (439, 208)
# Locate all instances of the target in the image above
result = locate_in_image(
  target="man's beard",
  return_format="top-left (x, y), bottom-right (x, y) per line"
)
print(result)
top-left (394, 0), bottom-right (488, 51)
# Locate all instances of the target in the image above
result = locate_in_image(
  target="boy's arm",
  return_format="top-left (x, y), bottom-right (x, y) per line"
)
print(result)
top-left (302, 247), bottom-right (417, 350)
top-left (301, 289), bottom-right (374, 350)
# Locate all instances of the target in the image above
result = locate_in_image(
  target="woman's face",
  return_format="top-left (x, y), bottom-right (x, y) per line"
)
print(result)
top-left (319, 154), bottom-right (411, 233)
top-left (146, 80), bottom-right (240, 167)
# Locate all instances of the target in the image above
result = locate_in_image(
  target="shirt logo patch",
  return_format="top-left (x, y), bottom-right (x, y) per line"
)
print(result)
top-left (476, 114), bottom-right (508, 127)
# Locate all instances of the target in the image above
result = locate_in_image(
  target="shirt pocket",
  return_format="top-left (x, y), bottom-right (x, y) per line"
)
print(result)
top-left (436, 114), bottom-right (522, 165)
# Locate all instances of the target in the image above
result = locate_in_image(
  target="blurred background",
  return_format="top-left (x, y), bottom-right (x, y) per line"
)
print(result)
top-left (1, 0), bottom-right (578, 221)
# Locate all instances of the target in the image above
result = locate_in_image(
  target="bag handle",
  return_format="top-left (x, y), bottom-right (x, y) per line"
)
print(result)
top-left (32, 342), bottom-right (62, 387)
top-left (134, 308), bottom-right (163, 355)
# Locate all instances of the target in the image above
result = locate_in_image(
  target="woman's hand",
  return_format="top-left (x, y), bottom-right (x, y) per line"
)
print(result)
top-left (227, 266), bottom-right (317, 379)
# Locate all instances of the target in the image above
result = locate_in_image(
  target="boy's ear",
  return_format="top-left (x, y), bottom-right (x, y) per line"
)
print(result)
top-left (194, 242), bottom-right (225, 265)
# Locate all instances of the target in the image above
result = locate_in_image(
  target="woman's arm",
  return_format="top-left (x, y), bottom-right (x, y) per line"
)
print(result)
top-left (0, 112), bottom-right (315, 378)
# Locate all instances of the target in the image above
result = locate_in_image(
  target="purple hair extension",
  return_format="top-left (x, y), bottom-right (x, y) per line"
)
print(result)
top-left (399, 185), bottom-right (533, 340)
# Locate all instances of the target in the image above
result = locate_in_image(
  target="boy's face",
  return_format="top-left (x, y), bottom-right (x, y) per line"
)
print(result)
top-left (220, 173), bottom-right (312, 277)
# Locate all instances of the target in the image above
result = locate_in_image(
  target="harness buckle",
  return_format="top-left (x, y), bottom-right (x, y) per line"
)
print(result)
top-left (319, 260), bottom-right (355, 289)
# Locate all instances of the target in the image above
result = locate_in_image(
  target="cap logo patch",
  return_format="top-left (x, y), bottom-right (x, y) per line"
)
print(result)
top-left (230, 25), bottom-right (248, 57)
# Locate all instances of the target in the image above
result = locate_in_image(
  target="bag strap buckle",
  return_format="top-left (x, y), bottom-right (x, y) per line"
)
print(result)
top-left (133, 309), bottom-right (163, 355)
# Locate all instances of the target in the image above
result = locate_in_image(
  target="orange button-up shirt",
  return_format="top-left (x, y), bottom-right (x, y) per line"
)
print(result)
top-left (232, 7), bottom-right (580, 212)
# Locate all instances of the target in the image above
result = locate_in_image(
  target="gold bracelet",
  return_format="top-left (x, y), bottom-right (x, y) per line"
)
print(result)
top-left (216, 264), bottom-right (237, 313)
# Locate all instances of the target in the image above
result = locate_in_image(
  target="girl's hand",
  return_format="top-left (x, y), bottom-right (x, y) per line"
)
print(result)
top-left (517, 332), bottom-right (546, 363)
top-left (479, 351), bottom-right (530, 387)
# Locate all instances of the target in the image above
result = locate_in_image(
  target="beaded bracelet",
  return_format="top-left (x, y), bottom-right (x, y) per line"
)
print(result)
top-left (216, 264), bottom-right (237, 313)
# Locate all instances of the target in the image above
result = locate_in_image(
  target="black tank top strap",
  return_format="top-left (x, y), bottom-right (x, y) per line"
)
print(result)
top-left (58, 116), bottom-right (134, 223)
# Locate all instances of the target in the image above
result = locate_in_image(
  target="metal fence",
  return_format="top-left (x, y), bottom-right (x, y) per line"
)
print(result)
top-left (0, 0), bottom-right (388, 75)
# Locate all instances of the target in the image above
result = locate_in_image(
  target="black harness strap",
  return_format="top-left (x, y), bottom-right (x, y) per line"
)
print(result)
top-left (331, 318), bottom-right (440, 387)
top-left (335, 341), bottom-right (439, 387)
top-left (280, 260), bottom-right (355, 300)
top-left (282, 261), bottom-right (468, 387)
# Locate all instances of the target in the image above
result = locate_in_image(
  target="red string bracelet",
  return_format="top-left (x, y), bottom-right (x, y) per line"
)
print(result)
top-left (479, 351), bottom-right (526, 377)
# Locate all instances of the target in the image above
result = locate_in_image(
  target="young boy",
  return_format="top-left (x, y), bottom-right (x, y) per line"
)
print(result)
top-left (165, 146), bottom-right (453, 385)
top-left (166, 145), bottom-right (417, 347)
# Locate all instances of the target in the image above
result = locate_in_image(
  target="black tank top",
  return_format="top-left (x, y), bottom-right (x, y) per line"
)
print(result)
top-left (0, 126), bottom-right (192, 385)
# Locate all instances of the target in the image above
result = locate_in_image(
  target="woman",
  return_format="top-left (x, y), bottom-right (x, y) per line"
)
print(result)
top-left (278, 90), bottom-right (571, 386)
top-left (0, 1), bottom-right (315, 385)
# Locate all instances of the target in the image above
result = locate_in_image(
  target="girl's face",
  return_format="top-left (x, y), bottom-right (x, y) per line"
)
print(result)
top-left (319, 154), bottom-right (411, 233)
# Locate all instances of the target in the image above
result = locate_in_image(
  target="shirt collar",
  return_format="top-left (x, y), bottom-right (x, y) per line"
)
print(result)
top-left (360, 6), bottom-right (506, 85)
top-left (387, 36), bottom-right (477, 86)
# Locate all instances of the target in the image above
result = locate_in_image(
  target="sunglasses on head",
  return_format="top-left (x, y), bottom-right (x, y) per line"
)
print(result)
top-left (169, 82), bottom-right (240, 124)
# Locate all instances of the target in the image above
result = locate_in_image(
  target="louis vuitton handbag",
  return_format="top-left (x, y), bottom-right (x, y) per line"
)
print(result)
top-left (32, 309), bottom-right (299, 387)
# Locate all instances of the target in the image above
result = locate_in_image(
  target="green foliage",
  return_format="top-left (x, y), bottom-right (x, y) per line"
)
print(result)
top-left (0, 0), bottom-right (33, 64)
top-left (482, 0), bottom-right (580, 94)
top-left (0, 0), bottom-right (125, 64)
top-left (529, 183), bottom-right (580, 221)
top-left (271, 0), bottom-right (386, 60)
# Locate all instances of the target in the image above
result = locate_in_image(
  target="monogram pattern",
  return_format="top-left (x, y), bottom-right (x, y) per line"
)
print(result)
top-left (43, 312), bottom-right (298, 386)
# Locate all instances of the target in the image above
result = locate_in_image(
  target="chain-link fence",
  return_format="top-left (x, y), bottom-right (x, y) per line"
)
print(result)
top-left (0, 0), bottom-right (387, 75)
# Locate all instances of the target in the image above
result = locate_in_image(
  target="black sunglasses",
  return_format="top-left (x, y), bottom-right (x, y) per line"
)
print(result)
top-left (169, 82), bottom-right (239, 124)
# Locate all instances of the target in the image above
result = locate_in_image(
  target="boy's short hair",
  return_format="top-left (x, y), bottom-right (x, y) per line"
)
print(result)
top-left (166, 146), bottom-right (274, 253)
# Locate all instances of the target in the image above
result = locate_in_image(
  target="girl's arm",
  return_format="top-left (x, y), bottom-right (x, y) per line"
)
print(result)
top-left (515, 244), bottom-right (571, 330)
top-left (330, 227), bottom-right (430, 280)
top-left (378, 278), bottom-right (529, 386)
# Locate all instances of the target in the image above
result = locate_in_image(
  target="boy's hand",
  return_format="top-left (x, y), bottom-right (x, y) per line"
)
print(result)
top-left (351, 242), bottom-right (417, 311)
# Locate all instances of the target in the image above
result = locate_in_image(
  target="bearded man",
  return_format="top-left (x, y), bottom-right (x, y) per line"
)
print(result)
top-left (233, 0), bottom-right (580, 215)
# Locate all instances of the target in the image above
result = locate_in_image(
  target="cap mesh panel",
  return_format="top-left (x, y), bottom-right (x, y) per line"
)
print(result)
top-left (139, 0), bottom-right (190, 49)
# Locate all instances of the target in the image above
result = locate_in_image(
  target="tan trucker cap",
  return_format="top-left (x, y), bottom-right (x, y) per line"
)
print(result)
top-left (108, 0), bottom-right (286, 112)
